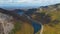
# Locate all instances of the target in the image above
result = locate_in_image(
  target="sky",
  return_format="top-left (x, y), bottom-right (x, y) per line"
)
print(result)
top-left (0, 0), bottom-right (60, 9)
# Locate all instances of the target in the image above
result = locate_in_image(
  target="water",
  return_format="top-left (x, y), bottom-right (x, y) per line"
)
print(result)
top-left (17, 12), bottom-right (24, 16)
top-left (31, 21), bottom-right (41, 34)
top-left (16, 11), bottom-right (42, 34)
top-left (16, 10), bottom-right (24, 16)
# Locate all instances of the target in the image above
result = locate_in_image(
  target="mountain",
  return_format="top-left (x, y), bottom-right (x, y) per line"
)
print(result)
top-left (0, 10), bottom-right (15, 34)
top-left (38, 3), bottom-right (60, 12)
top-left (1, 3), bottom-right (59, 24)
top-left (30, 3), bottom-right (60, 34)
top-left (0, 3), bottom-right (60, 34)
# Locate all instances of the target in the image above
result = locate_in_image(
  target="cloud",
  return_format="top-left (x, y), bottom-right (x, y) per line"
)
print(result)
top-left (0, 0), bottom-right (60, 6)
top-left (0, 0), bottom-right (60, 3)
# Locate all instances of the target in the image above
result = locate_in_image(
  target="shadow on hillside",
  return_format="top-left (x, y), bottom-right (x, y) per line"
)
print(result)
top-left (0, 8), bottom-right (60, 27)
top-left (32, 12), bottom-right (51, 24)
top-left (31, 12), bottom-right (60, 27)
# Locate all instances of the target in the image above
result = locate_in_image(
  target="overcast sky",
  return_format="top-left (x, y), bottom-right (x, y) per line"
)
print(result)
top-left (0, 0), bottom-right (60, 9)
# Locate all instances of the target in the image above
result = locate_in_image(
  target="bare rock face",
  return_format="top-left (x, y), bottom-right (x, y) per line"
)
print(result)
top-left (0, 13), bottom-right (14, 34)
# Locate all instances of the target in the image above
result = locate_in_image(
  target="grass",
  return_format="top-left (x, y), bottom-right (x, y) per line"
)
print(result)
top-left (9, 11), bottom-right (60, 34)
top-left (9, 21), bottom-right (60, 34)
top-left (42, 11), bottom-right (60, 34)
top-left (9, 21), bottom-right (22, 34)
top-left (43, 23), bottom-right (60, 34)
top-left (15, 23), bottom-right (34, 34)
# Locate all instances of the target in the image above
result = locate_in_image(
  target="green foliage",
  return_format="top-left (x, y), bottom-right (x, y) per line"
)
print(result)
top-left (9, 21), bottom-right (22, 34)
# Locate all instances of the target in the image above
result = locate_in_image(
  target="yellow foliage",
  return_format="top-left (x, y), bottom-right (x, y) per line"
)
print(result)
top-left (51, 16), bottom-right (57, 21)
top-left (43, 24), bottom-right (60, 34)
top-left (15, 23), bottom-right (34, 34)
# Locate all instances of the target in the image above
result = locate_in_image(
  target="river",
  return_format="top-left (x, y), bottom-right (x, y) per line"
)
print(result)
top-left (16, 11), bottom-right (43, 34)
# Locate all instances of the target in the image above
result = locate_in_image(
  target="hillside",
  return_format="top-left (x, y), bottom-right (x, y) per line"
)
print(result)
top-left (0, 3), bottom-right (60, 34)
top-left (31, 3), bottom-right (60, 34)
top-left (11, 3), bottom-right (60, 34)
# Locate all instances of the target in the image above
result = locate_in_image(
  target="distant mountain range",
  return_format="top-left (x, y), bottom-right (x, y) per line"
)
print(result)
top-left (38, 3), bottom-right (60, 12)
